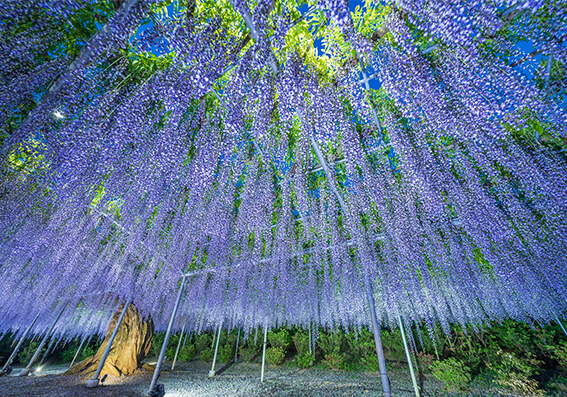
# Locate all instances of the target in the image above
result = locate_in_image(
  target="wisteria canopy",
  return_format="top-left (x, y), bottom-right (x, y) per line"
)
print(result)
top-left (0, 0), bottom-right (566, 344)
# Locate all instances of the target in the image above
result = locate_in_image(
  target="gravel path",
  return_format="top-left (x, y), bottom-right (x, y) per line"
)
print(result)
top-left (0, 360), bottom-right (498, 396)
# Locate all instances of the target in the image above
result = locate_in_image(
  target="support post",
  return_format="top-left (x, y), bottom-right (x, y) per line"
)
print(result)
top-left (209, 322), bottom-right (223, 377)
top-left (38, 335), bottom-right (58, 368)
top-left (0, 313), bottom-right (40, 376)
top-left (182, 329), bottom-right (190, 347)
top-left (308, 321), bottom-right (312, 354)
top-left (364, 275), bottom-right (391, 397)
top-left (554, 313), bottom-right (567, 338)
top-left (86, 297), bottom-right (132, 388)
top-left (234, 329), bottom-right (241, 362)
top-left (260, 324), bottom-right (268, 382)
top-left (398, 316), bottom-right (420, 397)
top-left (309, 132), bottom-right (390, 396)
top-left (171, 323), bottom-right (185, 371)
top-left (545, 55), bottom-right (553, 90)
top-left (69, 334), bottom-right (91, 368)
top-left (147, 277), bottom-right (187, 397)
top-left (19, 305), bottom-right (67, 376)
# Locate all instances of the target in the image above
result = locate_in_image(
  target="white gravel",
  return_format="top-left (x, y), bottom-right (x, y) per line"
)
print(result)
top-left (0, 360), bottom-right (501, 396)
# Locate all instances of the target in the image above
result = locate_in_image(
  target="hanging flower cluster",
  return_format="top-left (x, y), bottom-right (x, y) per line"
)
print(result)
top-left (0, 0), bottom-right (566, 341)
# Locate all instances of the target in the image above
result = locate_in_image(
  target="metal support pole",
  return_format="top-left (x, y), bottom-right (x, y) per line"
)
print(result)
top-left (398, 316), bottom-right (420, 397)
top-left (171, 323), bottom-right (185, 371)
top-left (309, 131), bottom-right (390, 395)
top-left (147, 277), bottom-right (187, 397)
top-left (69, 334), bottom-right (91, 368)
top-left (209, 322), bottom-right (223, 377)
top-left (38, 335), bottom-right (58, 368)
top-left (86, 297), bottom-right (132, 387)
top-left (19, 305), bottom-right (67, 376)
top-left (182, 329), bottom-right (190, 347)
top-left (308, 321), bottom-right (312, 354)
top-left (364, 275), bottom-right (391, 397)
top-left (545, 55), bottom-right (553, 90)
top-left (0, 313), bottom-right (39, 375)
top-left (554, 313), bottom-right (567, 338)
top-left (234, 329), bottom-right (241, 362)
top-left (260, 324), bottom-right (268, 382)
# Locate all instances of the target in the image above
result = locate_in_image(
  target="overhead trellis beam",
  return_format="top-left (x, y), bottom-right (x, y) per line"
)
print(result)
top-left (234, 2), bottom-right (281, 76)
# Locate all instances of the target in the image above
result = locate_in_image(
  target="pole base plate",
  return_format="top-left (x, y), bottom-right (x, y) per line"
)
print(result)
top-left (18, 368), bottom-right (31, 377)
top-left (86, 378), bottom-right (100, 388)
top-left (208, 370), bottom-right (216, 377)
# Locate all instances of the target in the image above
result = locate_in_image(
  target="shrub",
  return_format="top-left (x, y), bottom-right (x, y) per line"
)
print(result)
top-left (80, 344), bottom-right (95, 361)
top-left (345, 329), bottom-right (375, 366)
top-left (150, 332), bottom-right (165, 357)
top-left (265, 346), bottom-right (286, 365)
top-left (199, 347), bottom-right (213, 362)
top-left (18, 341), bottom-right (42, 365)
top-left (195, 333), bottom-right (212, 353)
top-left (361, 354), bottom-right (380, 372)
top-left (380, 329), bottom-right (406, 362)
top-left (178, 344), bottom-right (195, 362)
top-left (223, 331), bottom-right (238, 347)
top-left (166, 334), bottom-right (181, 357)
top-left (239, 344), bottom-right (259, 361)
top-left (322, 352), bottom-right (344, 371)
top-left (295, 352), bottom-right (314, 368)
top-left (293, 331), bottom-right (310, 355)
top-left (318, 330), bottom-right (344, 357)
top-left (488, 350), bottom-right (544, 396)
top-left (60, 342), bottom-right (78, 362)
top-left (548, 340), bottom-right (567, 370)
top-left (429, 357), bottom-right (471, 392)
top-left (217, 343), bottom-right (234, 363)
top-left (268, 329), bottom-right (291, 350)
top-left (417, 351), bottom-right (435, 373)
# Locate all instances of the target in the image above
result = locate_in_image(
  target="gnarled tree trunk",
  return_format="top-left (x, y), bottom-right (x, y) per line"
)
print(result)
top-left (66, 303), bottom-right (153, 378)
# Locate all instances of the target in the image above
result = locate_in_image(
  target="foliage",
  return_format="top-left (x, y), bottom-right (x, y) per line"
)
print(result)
top-left (488, 350), bottom-right (544, 396)
top-left (195, 333), bottom-right (212, 353)
top-left (150, 332), bottom-right (165, 357)
top-left (292, 330), bottom-right (310, 355)
top-left (380, 329), bottom-right (406, 362)
top-left (265, 346), bottom-right (286, 366)
top-left (549, 341), bottom-right (567, 370)
top-left (17, 341), bottom-right (42, 365)
top-left (295, 352), bottom-right (314, 368)
top-left (317, 329), bottom-right (344, 357)
top-left (60, 339), bottom-right (97, 363)
top-left (416, 351), bottom-right (435, 373)
top-left (345, 329), bottom-right (380, 370)
top-left (239, 344), bottom-right (260, 362)
top-left (165, 333), bottom-right (181, 358)
top-left (199, 347), bottom-right (213, 362)
top-left (268, 328), bottom-right (291, 350)
top-left (321, 352), bottom-right (344, 371)
top-left (361, 353), bottom-right (380, 372)
top-left (2, 1), bottom-right (567, 386)
top-left (239, 335), bottom-right (261, 362)
top-left (217, 343), bottom-right (234, 363)
top-left (178, 343), bottom-right (196, 362)
top-left (428, 357), bottom-right (472, 392)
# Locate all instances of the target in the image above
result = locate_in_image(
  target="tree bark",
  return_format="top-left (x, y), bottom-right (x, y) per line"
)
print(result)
top-left (66, 303), bottom-right (154, 378)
